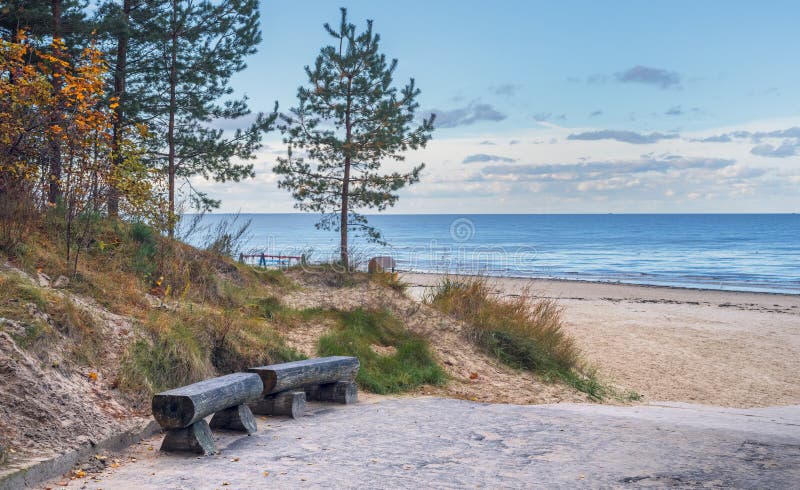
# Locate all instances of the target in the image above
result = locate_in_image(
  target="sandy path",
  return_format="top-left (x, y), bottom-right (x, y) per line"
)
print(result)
top-left (58, 398), bottom-right (800, 489)
top-left (403, 273), bottom-right (800, 408)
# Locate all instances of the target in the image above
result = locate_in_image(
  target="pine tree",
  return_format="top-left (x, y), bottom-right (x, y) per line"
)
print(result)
top-left (95, 0), bottom-right (150, 217)
top-left (274, 8), bottom-right (434, 269)
top-left (135, 0), bottom-right (276, 235)
top-left (0, 1), bottom-right (52, 43)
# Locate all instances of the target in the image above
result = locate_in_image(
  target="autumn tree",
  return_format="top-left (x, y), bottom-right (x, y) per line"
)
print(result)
top-left (274, 8), bottom-right (434, 269)
top-left (136, 0), bottom-right (276, 235)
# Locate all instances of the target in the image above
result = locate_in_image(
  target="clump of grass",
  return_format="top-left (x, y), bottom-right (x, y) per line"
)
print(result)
top-left (427, 276), bottom-right (608, 400)
top-left (48, 296), bottom-right (102, 364)
top-left (119, 304), bottom-right (303, 397)
top-left (119, 311), bottom-right (214, 396)
top-left (252, 268), bottom-right (295, 289)
top-left (318, 308), bottom-right (446, 394)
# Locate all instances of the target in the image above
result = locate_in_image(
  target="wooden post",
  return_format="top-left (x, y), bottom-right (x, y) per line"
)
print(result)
top-left (306, 381), bottom-right (358, 404)
top-left (250, 391), bottom-right (306, 419)
top-left (209, 404), bottom-right (258, 434)
top-left (160, 420), bottom-right (216, 455)
top-left (248, 356), bottom-right (359, 396)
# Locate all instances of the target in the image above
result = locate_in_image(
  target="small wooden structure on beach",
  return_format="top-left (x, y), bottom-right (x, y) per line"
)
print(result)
top-left (239, 252), bottom-right (303, 269)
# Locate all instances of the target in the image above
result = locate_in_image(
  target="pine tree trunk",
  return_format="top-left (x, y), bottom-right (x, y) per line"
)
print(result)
top-left (167, 0), bottom-right (178, 238)
top-left (47, 0), bottom-right (63, 206)
top-left (108, 0), bottom-right (132, 218)
top-left (340, 79), bottom-right (353, 269)
top-left (340, 158), bottom-right (350, 268)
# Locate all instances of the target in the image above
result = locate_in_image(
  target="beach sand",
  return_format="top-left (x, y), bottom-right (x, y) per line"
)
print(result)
top-left (402, 273), bottom-right (800, 408)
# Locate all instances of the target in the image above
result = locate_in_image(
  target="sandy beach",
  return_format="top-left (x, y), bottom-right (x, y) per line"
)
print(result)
top-left (402, 273), bottom-right (800, 408)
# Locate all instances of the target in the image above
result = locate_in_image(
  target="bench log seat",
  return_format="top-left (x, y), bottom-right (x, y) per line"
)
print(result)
top-left (152, 372), bottom-right (263, 454)
top-left (248, 356), bottom-right (359, 395)
top-left (247, 357), bottom-right (359, 418)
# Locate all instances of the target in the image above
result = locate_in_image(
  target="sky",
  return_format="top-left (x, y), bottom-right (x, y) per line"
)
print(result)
top-left (195, 0), bottom-right (800, 213)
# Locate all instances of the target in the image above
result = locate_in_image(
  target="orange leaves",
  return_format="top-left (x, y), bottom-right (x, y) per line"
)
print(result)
top-left (1, 34), bottom-right (119, 205)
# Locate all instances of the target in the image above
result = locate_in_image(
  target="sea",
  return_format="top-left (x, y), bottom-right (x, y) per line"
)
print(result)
top-left (185, 214), bottom-right (800, 295)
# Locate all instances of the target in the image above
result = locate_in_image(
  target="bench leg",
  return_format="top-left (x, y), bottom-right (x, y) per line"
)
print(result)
top-left (306, 381), bottom-right (358, 404)
top-left (249, 391), bottom-right (306, 419)
top-left (160, 420), bottom-right (216, 455)
top-left (209, 404), bottom-right (258, 434)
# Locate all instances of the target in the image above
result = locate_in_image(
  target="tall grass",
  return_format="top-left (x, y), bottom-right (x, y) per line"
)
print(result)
top-left (318, 308), bottom-right (446, 394)
top-left (426, 276), bottom-right (608, 400)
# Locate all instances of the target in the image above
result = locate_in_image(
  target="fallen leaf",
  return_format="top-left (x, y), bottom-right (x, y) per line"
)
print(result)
top-left (74, 469), bottom-right (86, 478)
top-left (469, 372), bottom-right (479, 380)
top-left (88, 372), bottom-right (98, 381)
top-left (230, 457), bottom-right (240, 462)
top-left (222, 482), bottom-right (231, 486)
top-left (263, 471), bottom-right (269, 477)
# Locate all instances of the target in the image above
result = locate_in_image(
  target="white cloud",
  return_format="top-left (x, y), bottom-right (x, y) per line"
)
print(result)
top-left (195, 118), bottom-right (800, 213)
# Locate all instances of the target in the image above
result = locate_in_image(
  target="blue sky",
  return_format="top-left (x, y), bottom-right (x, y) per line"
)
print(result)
top-left (197, 1), bottom-right (800, 213)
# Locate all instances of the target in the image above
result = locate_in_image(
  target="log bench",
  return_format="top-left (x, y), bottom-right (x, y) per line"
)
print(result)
top-left (247, 356), bottom-right (360, 418)
top-left (151, 372), bottom-right (263, 455)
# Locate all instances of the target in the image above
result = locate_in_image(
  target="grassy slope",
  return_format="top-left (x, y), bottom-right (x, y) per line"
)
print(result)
top-left (0, 219), bottom-right (445, 408)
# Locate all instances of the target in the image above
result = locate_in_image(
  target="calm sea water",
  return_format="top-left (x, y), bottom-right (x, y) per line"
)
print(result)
top-left (186, 214), bottom-right (800, 294)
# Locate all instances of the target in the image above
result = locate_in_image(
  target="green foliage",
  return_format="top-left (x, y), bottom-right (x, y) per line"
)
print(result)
top-left (274, 8), bottom-right (435, 266)
top-left (317, 308), bottom-right (446, 394)
top-left (119, 314), bottom-right (213, 395)
top-left (128, 221), bottom-right (158, 277)
top-left (132, 0), bottom-right (277, 217)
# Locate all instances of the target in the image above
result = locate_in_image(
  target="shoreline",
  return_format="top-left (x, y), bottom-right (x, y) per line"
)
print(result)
top-left (397, 269), bottom-right (800, 297)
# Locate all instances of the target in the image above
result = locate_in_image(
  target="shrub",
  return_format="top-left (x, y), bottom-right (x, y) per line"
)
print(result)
top-left (318, 308), bottom-right (446, 394)
top-left (427, 276), bottom-right (608, 399)
top-left (119, 312), bottom-right (214, 396)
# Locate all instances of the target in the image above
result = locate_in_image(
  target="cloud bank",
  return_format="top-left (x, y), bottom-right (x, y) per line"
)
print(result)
top-left (567, 130), bottom-right (679, 145)
top-left (424, 102), bottom-right (507, 128)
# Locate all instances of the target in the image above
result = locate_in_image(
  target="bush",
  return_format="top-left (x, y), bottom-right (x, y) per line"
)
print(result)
top-left (318, 308), bottom-right (446, 394)
top-left (427, 276), bottom-right (608, 399)
top-left (119, 312), bottom-right (214, 395)
top-left (128, 221), bottom-right (158, 278)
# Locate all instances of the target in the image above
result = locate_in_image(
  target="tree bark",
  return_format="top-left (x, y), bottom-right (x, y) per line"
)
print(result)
top-left (209, 404), bottom-right (258, 434)
top-left (340, 78), bottom-right (353, 268)
top-left (247, 356), bottom-right (360, 395)
top-left (151, 372), bottom-right (264, 429)
top-left (108, 0), bottom-right (132, 218)
top-left (305, 381), bottom-right (358, 404)
top-left (47, 0), bottom-right (63, 206)
top-left (166, 0), bottom-right (179, 237)
top-left (160, 420), bottom-right (216, 455)
top-left (249, 390), bottom-right (306, 419)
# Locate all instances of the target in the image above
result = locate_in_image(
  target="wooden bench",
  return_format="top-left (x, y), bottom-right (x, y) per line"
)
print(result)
top-left (151, 372), bottom-right (263, 455)
top-left (247, 356), bottom-right (360, 419)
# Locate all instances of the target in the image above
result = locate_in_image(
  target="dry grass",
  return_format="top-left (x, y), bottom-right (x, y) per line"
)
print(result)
top-left (426, 276), bottom-right (615, 400)
top-left (2, 216), bottom-right (307, 401)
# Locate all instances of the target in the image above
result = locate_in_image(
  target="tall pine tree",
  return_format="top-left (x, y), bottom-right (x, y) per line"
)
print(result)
top-left (136, 0), bottom-right (276, 235)
top-left (274, 8), bottom-right (434, 268)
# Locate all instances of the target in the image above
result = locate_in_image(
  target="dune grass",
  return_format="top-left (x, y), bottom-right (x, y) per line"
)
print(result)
top-left (426, 276), bottom-right (618, 400)
top-left (317, 308), bottom-right (446, 394)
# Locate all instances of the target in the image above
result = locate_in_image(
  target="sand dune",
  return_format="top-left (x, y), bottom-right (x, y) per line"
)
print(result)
top-left (403, 273), bottom-right (800, 408)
